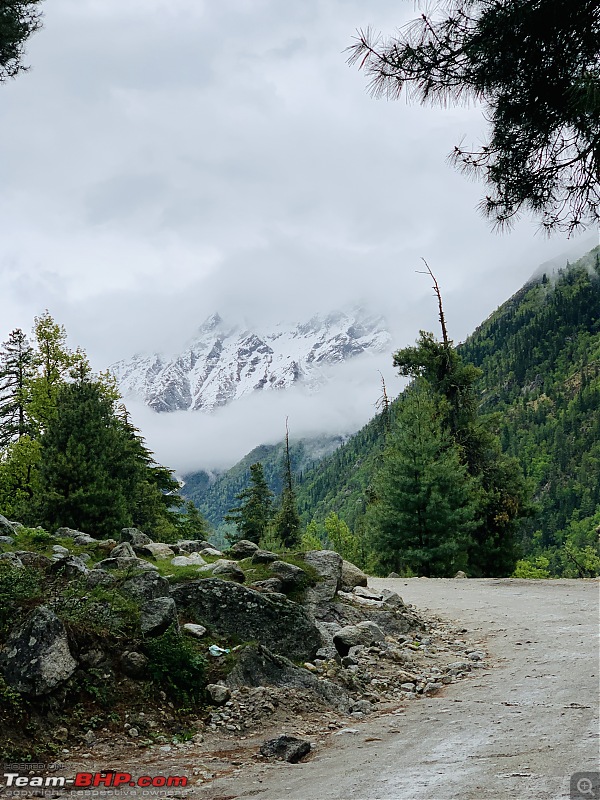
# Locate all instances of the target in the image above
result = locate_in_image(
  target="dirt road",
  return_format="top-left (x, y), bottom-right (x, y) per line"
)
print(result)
top-left (200, 578), bottom-right (599, 800)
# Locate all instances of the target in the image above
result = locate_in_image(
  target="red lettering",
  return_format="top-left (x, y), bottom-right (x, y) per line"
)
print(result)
top-left (74, 773), bottom-right (92, 787)
top-left (152, 776), bottom-right (167, 787)
top-left (167, 776), bottom-right (188, 787)
top-left (113, 773), bottom-right (132, 787)
top-left (93, 773), bottom-right (114, 787)
top-left (137, 776), bottom-right (152, 787)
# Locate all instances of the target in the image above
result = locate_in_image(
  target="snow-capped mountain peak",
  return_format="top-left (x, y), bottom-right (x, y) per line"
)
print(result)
top-left (110, 309), bottom-right (391, 413)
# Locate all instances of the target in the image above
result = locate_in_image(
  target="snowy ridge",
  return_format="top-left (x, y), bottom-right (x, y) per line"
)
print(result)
top-left (111, 309), bottom-right (391, 413)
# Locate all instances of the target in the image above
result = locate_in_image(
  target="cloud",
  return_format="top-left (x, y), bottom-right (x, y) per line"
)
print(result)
top-left (127, 349), bottom-right (407, 475)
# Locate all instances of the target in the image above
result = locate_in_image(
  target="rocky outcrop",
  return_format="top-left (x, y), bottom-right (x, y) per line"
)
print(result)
top-left (0, 606), bottom-right (77, 695)
top-left (301, 550), bottom-right (342, 614)
top-left (171, 579), bottom-right (322, 661)
top-left (122, 571), bottom-right (170, 602)
top-left (140, 597), bottom-right (179, 637)
top-left (226, 643), bottom-right (350, 712)
top-left (340, 559), bottom-right (368, 591)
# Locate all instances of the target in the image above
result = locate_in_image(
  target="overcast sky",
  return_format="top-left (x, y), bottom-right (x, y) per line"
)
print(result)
top-left (1, 0), bottom-right (596, 473)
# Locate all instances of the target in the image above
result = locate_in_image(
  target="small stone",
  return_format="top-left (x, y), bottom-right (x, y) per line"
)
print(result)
top-left (182, 623), bottom-right (208, 639)
top-left (128, 728), bottom-right (139, 737)
top-left (454, 570), bottom-right (468, 579)
top-left (206, 684), bottom-right (231, 706)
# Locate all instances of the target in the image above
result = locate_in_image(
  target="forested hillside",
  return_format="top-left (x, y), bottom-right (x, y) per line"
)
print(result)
top-left (199, 248), bottom-right (600, 576)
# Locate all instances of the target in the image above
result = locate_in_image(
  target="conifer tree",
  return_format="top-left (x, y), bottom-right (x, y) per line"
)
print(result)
top-left (224, 462), bottom-right (273, 544)
top-left (273, 420), bottom-right (301, 549)
top-left (0, 328), bottom-right (34, 447)
top-left (368, 383), bottom-right (478, 577)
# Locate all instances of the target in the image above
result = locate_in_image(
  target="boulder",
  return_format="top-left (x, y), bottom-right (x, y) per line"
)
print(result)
top-left (52, 544), bottom-right (70, 556)
top-left (73, 533), bottom-right (98, 547)
top-left (120, 651), bottom-right (149, 679)
top-left (353, 586), bottom-right (383, 600)
top-left (85, 569), bottom-right (115, 588)
top-left (120, 528), bottom-right (153, 548)
top-left (211, 559), bottom-right (245, 583)
top-left (200, 547), bottom-right (223, 557)
top-left (182, 623), bottom-right (207, 639)
top-left (227, 540), bottom-right (260, 559)
top-left (94, 557), bottom-right (157, 572)
top-left (340, 559), bottom-right (368, 591)
top-left (251, 549), bottom-right (279, 564)
top-left (269, 560), bottom-right (307, 590)
top-left (171, 579), bottom-right (322, 661)
top-left (387, 572), bottom-right (400, 579)
top-left (206, 683), bottom-right (231, 705)
top-left (109, 542), bottom-right (137, 559)
top-left (171, 553), bottom-right (207, 568)
top-left (380, 589), bottom-right (406, 610)
top-left (226, 643), bottom-right (349, 712)
top-left (0, 535), bottom-right (15, 545)
top-left (301, 550), bottom-right (342, 611)
top-left (260, 734), bottom-right (311, 763)
top-left (54, 527), bottom-right (88, 539)
top-left (122, 571), bottom-right (170, 602)
top-left (0, 552), bottom-right (23, 568)
top-left (14, 551), bottom-right (52, 569)
top-left (177, 540), bottom-right (212, 554)
top-left (250, 578), bottom-right (283, 594)
top-left (136, 543), bottom-right (175, 560)
top-left (0, 515), bottom-right (15, 536)
top-left (333, 621), bottom-right (386, 656)
top-left (0, 606), bottom-right (77, 695)
top-left (454, 570), bottom-right (468, 579)
top-left (49, 555), bottom-right (89, 579)
top-left (140, 597), bottom-right (179, 637)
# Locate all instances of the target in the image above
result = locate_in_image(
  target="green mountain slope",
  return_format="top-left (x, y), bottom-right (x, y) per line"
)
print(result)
top-left (182, 435), bottom-right (345, 528)
top-left (298, 247), bottom-right (600, 572)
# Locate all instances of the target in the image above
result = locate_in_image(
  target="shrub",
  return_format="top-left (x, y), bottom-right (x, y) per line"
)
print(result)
top-left (144, 626), bottom-right (206, 704)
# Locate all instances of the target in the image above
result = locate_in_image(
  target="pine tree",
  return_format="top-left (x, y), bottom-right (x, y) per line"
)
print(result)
top-left (368, 384), bottom-right (478, 577)
top-left (0, 328), bottom-right (34, 447)
top-left (272, 420), bottom-right (301, 549)
top-left (224, 462), bottom-right (273, 544)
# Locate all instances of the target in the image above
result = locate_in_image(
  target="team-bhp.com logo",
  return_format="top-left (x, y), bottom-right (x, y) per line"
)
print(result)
top-left (4, 772), bottom-right (188, 790)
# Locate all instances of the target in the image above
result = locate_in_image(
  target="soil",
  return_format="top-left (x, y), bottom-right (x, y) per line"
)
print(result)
top-left (4, 578), bottom-right (598, 800)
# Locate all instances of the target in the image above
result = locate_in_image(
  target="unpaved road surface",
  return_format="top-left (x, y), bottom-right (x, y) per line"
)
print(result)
top-left (200, 578), bottom-right (599, 800)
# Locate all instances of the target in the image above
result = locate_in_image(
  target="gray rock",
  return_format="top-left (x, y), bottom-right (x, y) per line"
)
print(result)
top-left (200, 547), bottom-right (223, 557)
top-left (120, 651), bottom-right (149, 679)
top-left (387, 572), bottom-right (400, 578)
top-left (353, 586), bottom-right (383, 600)
top-left (0, 606), bottom-right (77, 695)
top-left (171, 553), bottom-right (206, 568)
top-left (380, 589), bottom-right (406, 609)
top-left (0, 535), bottom-right (15, 545)
top-left (251, 549), bottom-right (279, 564)
top-left (122, 571), bottom-right (170, 602)
top-left (120, 528), bottom-right (153, 547)
top-left (206, 683), bottom-right (231, 705)
top-left (315, 621), bottom-right (341, 661)
top-left (94, 557), bottom-right (157, 572)
top-left (227, 539), bottom-right (259, 559)
top-left (54, 527), bottom-right (87, 539)
top-left (269, 560), bottom-right (307, 590)
top-left (109, 542), bottom-right (137, 559)
top-left (211, 559), bottom-right (245, 583)
top-left (0, 552), bottom-right (23, 568)
top-left (250, 578), bottom-right (283, 593)
top-left (350, 699), bottom-right (373, 714)
top-left (171, 578), bottom-right (322, 661)
top-left (226, 643), bottom-right (350, 712)
top-left (301, 550), bottom-right (342, 608)
top-left (85, 569), bottom-right (115, 588)
top-left (136, 543), bottom-right (175, 560)
top-left (52, 544), bottom-right (70, 555)
top-left (49, 555), bottom-right (89, 579)
top-left (333, 621), bottom-right (386, 656)
top-left (0, 515), bottom-right (15, 535)
top-left (72, 533), bottom-right (98, 547)
top-left (260, 734), bottom-right (311, 763)
top-left (177, 540), bottom-right (212, 554)
top-left (340, 559), bottom-right (368, 591)
top-left (454, 570), bottom-right (468, 579)
top-left (14, 551), bottom-right (52, 569)
top-left (182, 623), bottom-right (207, 639)
top-left (140, 597), bottom-right (179, 637)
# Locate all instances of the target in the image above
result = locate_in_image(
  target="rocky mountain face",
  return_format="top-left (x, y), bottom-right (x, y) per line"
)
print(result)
top-left (110, 310), bottom-right (391, 413)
